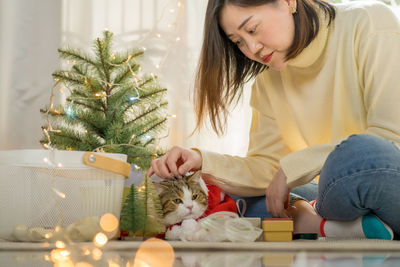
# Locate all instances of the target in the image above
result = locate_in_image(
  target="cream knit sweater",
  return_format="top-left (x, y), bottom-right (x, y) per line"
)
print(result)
top-left (198, 2), bottom-right (400, 195)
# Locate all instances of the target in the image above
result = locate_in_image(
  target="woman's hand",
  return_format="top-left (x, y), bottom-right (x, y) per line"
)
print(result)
top-left (265, 168), bottom-right (291, 218)
top-left (147, 146), bottom-right (202, 179)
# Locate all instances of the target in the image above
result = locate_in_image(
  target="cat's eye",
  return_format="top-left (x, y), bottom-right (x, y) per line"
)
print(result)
top-left (173, 198), bottom-right (183, 204)
top-left (192, 194), bottom-right (198, 200)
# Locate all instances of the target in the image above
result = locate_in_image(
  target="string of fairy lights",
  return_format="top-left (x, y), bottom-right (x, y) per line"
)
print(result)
top-left (43, 0), bottom-right (184, 166)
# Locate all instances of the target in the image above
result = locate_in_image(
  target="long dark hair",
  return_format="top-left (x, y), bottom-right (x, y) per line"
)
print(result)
top-left (194, 0), bottom-right (335, 135)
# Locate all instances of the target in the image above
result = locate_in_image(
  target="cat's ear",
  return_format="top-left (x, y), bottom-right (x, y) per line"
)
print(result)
top-left (186, 171), bottom-right (201, 183)
top-left (153, 181), bottom-right (169, 194)
top-left (187, 171), bottom-right (208, 197)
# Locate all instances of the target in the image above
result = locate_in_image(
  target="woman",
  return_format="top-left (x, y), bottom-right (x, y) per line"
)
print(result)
top-left (149, 0), bottom-right (400, 239)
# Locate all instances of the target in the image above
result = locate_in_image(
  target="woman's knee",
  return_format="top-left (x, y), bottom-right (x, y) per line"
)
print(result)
top-left (317, 134), bottom-right (400, 220)
top-left (320, 134), bottom-right (400, 185)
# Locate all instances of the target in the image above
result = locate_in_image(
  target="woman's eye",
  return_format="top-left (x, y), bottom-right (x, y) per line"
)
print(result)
top-left (249, 26), bottom-right (257, 34)
top-left (192, 194), bottom-right (198, 200)
top-left (235, 40), bottom-right (243, 46)
top-left (174, 199), bottom-right (182, 204)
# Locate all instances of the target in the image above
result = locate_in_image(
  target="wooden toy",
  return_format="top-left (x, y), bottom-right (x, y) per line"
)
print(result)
top-left (262, 218), bottom-right (293, 242)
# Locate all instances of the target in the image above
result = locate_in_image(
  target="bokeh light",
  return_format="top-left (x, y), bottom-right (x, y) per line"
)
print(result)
top-left (94, 232), bottom-right (108, 247)
top-left (100, 213), bottom-right (119, 233)
top-left (133, 238), bottom-right (174, 267)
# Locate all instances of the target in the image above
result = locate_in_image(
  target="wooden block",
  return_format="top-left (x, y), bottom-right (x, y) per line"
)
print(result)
top-left (263, 231), bottom-right (293, 242)
top-left (262, 218), bottom-right (293, 232)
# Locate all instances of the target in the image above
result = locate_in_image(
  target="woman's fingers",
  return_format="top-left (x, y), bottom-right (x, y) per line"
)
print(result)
top-left (148, 146), bottom-right (202, 179)
top-left (265, 168), bottom-right (290, 218)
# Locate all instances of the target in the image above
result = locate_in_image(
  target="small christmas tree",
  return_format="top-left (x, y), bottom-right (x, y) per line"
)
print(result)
top-left (120, 176), bottom-right (165, 237)
top-left (40, 30), bottom-right (168, 170)
top-left (141, 175), bottom-right (165, 235)
top-left (120, 184), bottom-right (146, 234)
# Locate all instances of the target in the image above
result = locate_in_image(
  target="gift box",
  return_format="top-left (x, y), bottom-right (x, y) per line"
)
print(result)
top-left (262, 218), bottom-right (293, 242)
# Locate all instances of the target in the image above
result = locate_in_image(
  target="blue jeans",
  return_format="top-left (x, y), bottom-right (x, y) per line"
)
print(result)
top-left (316, 134), bottom-right (400, 235)
top-left (231, 134), bottom-right (400, 235)
top-left (230, 176), bottom-right (318, 220)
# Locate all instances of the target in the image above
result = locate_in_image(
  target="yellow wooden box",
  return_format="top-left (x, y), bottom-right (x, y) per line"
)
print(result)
top-left (263, 231), bottom-right (293, 242)
top-left (262, 218), bottom-right (293, 232)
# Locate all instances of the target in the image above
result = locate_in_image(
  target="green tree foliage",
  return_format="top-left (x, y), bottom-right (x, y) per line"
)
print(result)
top-left (120, 176), bottom-right (165, 237)
top-left (141, 175), bottom-right (166, 235)
top-left (120, 184), bottom-right (146, 234)
top-left (40, 30), bottom-right (168, 171)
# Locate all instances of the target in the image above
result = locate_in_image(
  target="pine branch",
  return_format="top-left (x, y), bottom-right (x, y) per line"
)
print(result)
top-left (111, 50), bottom-right (144, 65)
top-left (140, 88), bottom-right (168, 100)
top-left (52, 71), bottom-right (85, 86)
top-left (132, 118), bottom-right (168, 144)
top-left (72, 64), bottom-right (87, 76)
top-left (143, 137), bottom-right (155, 147)
top-left (66, 98), bottom-right (104, 113)
top-left (58, 48), bottom-right (97, 67)
top-left (96, 38), bottom-right (111, 87)
top-left (138, 77), bottom-right (155, 89)
top-left (40, 108), bottom-right (104, 136)
top-left (117, 88), bottom-right (168, 118)
top-left (111, 62), bottom-right (139, 88)
top-left (125, 102), bottom-right (168, 127)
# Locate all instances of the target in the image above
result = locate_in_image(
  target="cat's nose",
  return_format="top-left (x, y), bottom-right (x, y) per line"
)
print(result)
top-left (186, 205), bottom-right (193, 211)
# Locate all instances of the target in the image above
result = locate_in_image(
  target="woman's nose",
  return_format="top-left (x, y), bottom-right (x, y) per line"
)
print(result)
top-left (249, 41), bottom-right (263, 55)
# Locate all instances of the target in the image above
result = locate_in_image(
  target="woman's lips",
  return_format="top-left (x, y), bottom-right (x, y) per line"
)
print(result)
top-left (262, 52), bottom-right (273, 63)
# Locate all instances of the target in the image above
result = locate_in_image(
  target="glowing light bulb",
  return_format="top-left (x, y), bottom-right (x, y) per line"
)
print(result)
top-left (140, 133), bottom-right (152, 143)
top-left (66, 106), bottom-right (74, 118)
top-left (129, 96), bottom-right (139, 103)
top-left (133, 164), bottom-right (141, 170)
top-left (94, 232), bottom-right (108, 247)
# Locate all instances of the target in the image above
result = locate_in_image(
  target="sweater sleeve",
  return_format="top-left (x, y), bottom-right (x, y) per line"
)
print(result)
top-left (198, 79), bottom-right (292, 196)
top-left (358, 4), bottom-right (400, 144)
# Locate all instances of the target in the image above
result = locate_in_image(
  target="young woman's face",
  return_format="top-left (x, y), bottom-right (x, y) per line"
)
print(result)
top-left (219, 0), bottom-right (295, 71)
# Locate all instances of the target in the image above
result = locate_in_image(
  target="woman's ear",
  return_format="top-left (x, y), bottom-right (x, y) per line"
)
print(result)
top-left (284, 0), bottom-right (297, 13)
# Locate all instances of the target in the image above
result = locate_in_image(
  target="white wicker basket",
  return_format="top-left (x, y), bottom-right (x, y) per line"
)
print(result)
top-left (0, 149), bottom-right (129, 241)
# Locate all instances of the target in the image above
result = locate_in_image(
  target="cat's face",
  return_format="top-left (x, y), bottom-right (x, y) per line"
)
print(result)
top-left (155, 171), bottom-right (208, 225)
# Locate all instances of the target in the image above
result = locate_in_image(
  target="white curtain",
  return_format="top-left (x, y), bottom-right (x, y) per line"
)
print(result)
top-left (0, 0), bottom-right (251, 156)
top-left (0, 0), bottom-right (62, 150)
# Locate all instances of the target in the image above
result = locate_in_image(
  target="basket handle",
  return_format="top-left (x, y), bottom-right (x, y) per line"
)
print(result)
top-left (83, 152), bottom-right (131, 178)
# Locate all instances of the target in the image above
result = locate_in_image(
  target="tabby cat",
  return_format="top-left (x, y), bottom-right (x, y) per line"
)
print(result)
top-left (155, 171), bottom-right (209, 226)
